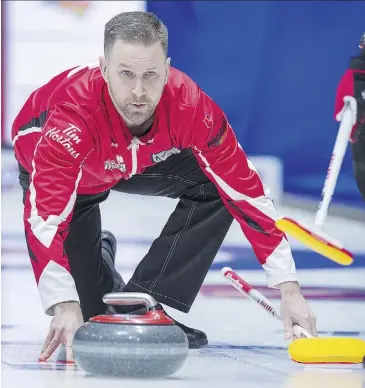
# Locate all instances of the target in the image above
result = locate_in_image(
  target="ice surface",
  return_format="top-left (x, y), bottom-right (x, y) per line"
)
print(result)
top-left (2, 187), bottom-right (365, 387)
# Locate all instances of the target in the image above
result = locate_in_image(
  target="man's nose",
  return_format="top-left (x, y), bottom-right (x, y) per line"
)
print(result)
top-left (132, 78), bottom-right (145, 98)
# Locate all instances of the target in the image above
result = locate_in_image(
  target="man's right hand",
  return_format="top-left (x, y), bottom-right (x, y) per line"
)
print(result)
top-left (38, 301), bottom-right (84, 362)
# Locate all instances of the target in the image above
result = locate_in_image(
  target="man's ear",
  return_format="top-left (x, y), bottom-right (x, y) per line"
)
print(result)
top-left (99, 56), bottom-right (108, 83)
top-left (164, 57), bottom-right (171, 85)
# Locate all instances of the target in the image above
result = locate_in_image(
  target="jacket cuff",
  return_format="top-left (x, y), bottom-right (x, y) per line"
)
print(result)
top-left (38, 260), bottom-right (80, 316)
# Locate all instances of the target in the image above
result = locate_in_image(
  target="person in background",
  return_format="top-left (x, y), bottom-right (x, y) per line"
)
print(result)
top-left (335, 32), bottom-right (365, 202)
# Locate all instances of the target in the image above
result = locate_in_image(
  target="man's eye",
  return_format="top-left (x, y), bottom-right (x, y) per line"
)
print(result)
top-left (144, 71), bottom-right (156, 78)
top-left (121, 70), bottom-right (134, 77)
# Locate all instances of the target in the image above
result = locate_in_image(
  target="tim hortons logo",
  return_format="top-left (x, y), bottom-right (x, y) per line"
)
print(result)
top-left (104, 155), bottom-right (126, 172)
top-left (226, 272), bottom-right (243, 291)
top-left (45, 124), bottom-right (82, 159)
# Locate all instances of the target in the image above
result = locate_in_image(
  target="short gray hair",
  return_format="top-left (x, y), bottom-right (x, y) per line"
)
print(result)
top-left (104, 11), bottom-right (168, 57)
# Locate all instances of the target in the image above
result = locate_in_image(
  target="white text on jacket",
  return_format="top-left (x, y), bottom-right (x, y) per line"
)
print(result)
top-left (45, 124), bottom-right (82, 159)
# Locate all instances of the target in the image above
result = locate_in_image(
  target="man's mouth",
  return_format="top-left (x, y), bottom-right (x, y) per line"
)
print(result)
top-left (131, 103), bottom-right (146, 108)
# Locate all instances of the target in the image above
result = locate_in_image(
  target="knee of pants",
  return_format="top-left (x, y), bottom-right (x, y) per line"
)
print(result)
top-left (185, 179), bottom-right (222, 202)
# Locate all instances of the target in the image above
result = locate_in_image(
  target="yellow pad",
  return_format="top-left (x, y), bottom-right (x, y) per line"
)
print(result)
top-left (275, 218), bottom-right (353, 266)
top-left (288, 337), bottom-right (365, 364)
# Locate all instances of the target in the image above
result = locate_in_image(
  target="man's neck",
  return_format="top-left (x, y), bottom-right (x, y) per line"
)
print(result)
top-left (127, 114), bottom-right (155, 137)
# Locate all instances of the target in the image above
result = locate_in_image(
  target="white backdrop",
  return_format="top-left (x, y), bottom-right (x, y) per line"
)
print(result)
top-left (4, 0), bottom-right (146, 146)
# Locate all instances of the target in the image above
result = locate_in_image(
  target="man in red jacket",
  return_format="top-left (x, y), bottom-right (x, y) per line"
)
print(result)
top-left (334, 32), bottom-right (365, 202)
top-left (12, 11), bottom-right (317, 362)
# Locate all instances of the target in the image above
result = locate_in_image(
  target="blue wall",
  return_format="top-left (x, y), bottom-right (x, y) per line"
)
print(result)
top-left (148, 1), bottom-right (365, 206)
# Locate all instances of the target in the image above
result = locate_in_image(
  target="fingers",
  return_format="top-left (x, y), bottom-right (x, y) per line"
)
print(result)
top-left (65, 345), bottom-right (75, 363)
top-left (283, 315), bottom-right (294, 341)
top-left (65, 330), bottom-right (75, 363)
top-left (38, 304), bottom-right (83, 363)
top-left (39, 330), bottom-right (61, 361)
top-left (40, 328), bottom-right (54, 355)
top-left (296, 310), bottom-right (317, 338)
top-left (295, 319), bottom-right (311, 336)
top-left (280, 289), bottom-right (318, 340)
top-left (310, 313), bottom-right (318, 337)
top-left (281, 302), bottom-right (294, 341)
top-left (292, 323), bottom-right (311, 339)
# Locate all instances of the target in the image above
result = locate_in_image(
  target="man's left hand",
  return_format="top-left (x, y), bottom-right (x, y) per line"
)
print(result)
top-left (279, 281), bottom-right (317, 341)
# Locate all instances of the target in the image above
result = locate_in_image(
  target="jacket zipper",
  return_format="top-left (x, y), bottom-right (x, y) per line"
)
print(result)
top-left (127, 137), bottom-right (143, 177)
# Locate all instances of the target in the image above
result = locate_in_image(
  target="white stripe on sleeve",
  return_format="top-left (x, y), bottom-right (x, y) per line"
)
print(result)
top-left (38, 260), bottom-right (80, 315)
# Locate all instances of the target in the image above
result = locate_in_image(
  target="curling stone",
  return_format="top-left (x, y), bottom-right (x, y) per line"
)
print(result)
top-left (73, 292), bottom-right (189, 377)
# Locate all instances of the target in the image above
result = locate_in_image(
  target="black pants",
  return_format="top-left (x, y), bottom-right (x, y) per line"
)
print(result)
top-left (352, 65), bottom-right (365, 202)
top-left (19, 150), bottom-right (233, 321)
top-left (351, 134), bottom-right (365, 201)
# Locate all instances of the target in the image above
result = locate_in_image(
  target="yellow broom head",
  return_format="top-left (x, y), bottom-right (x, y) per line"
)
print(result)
top-left (288, 337), bottom-right (365, 364)
top-left (275, 217), bottom-right (353, 266)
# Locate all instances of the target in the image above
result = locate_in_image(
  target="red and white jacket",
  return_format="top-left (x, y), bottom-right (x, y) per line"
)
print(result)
top-left (12, 64), bottom-right (297, 315)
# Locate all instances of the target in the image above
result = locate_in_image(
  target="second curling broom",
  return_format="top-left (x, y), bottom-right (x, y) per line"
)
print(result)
top-left (221, 267), bottom-right (365, 364)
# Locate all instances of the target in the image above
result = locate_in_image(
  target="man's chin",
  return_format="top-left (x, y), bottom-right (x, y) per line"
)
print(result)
top-left (125, 115), bottom-right (148, 126)
top-left (125, 110), bottom-right (154, 125)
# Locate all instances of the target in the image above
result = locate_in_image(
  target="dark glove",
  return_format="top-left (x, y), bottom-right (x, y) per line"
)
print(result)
top-left (334, 32), bottom-right (365, 143)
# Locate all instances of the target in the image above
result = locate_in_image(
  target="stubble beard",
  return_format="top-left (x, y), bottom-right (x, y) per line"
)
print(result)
top-left (108, 86), bottom-right (154, 126)
top-left (120, 103), bottom-right (154, 126)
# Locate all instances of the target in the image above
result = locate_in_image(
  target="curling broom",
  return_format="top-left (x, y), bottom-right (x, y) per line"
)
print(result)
top-left (275, 99), bottom-right (357, 266)
top-left (221, 266), bottom-right (365, 364)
